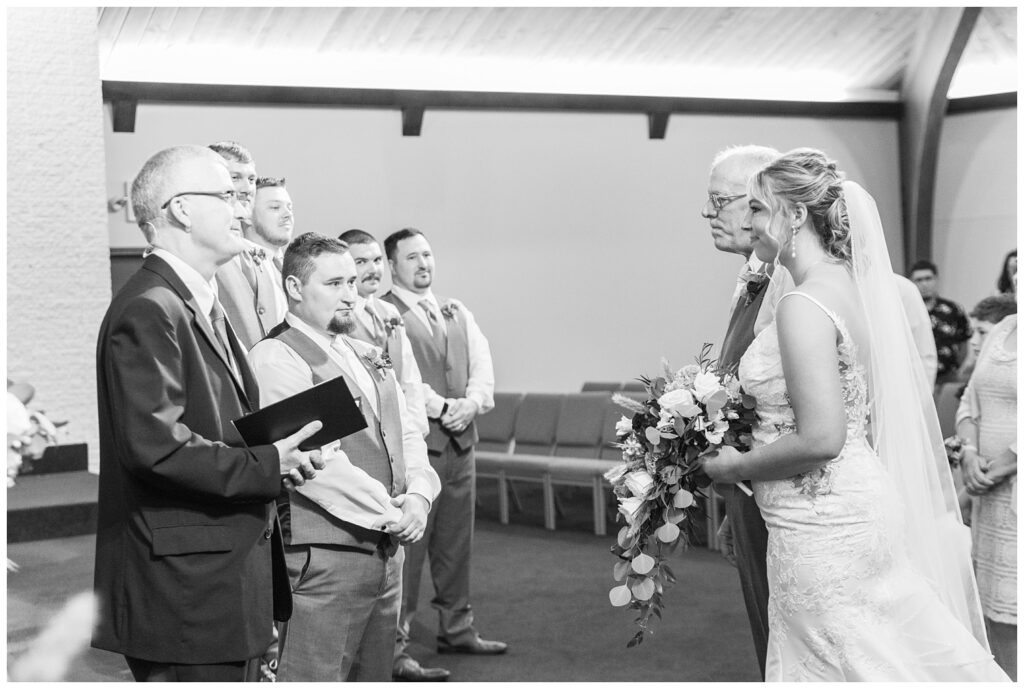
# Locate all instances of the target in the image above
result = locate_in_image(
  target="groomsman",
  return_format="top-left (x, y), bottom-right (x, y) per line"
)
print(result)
top-left (93, 145), bottom-right (323, 681)
top-left (381, 228), bottom-right (506, 677)
top-left (209, 142), bottom-right (290, 350)
top-left (701, 144), bottom-right (784, 679)
top-left (248, 232), bottom-right (441, 681)
top-left (339, 228), bottom-right (429, 440)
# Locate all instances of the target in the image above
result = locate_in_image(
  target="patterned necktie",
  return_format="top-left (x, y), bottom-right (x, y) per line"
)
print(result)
top-left (210, 300), bottom-right (240, 378)
top-left (365, 303), bottom-right (385, 344)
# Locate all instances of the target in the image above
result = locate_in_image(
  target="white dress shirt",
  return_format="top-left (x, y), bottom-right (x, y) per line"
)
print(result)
top-left (388, 284), bottom-right (495, 418)
top-left (731, 255), bottom-right (794, 337)
top-left (247, 312), bottom-right (440, 530)
top-left (150, 248), bottom-right (217, 329)
top-left (355, 294), bottom-right (429, 437)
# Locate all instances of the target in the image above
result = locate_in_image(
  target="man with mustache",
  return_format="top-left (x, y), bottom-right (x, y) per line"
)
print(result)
top-left (340, 229), bottom-right (429, 439)
top-left (248, 232), bottom-right (441, 681)
top-left (381, 228), bottom-right (506, 674)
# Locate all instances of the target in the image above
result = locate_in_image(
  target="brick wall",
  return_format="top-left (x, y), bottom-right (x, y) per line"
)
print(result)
top-left (8, 8), bottom-right (110, 471)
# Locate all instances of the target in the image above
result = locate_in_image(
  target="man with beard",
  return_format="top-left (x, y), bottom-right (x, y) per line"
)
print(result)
top-left (210, 142), bottom-right (292, 350)
top-left (248, 232), bottom-right (440, 681)
top-left (339, 228), bottom-right (429, 440)
top-left (381, 228), bottom-right (506, 671)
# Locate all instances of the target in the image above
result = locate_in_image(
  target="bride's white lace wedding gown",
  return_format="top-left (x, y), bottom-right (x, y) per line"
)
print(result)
top-left (739, 291), bottom-right (1008, 681)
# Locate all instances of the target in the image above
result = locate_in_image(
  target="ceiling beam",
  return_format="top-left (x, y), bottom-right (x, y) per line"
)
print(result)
top-left (102, 81), bottom-right (901, 138)
top-left (898, 7), bottom-right (980, 269)
top-left (111, 99), bottom-right (138, 133)
top-left (946, 91), bottom-right (1017, 114)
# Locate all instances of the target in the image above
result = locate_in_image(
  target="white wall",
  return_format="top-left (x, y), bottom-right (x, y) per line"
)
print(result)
top-left (934, 108), bottom-right (1017, 312)
top-left (105, 104), bottom-right (904, 392)
top-left (9, 8), bottom-right (110, 471)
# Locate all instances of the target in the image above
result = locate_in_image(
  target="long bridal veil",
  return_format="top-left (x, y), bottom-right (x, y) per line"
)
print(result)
top-left (843, 180), bottom-right (989, 649)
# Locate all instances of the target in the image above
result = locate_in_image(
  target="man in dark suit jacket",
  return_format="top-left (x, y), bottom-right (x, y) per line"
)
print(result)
top-left (701, 144), bottom-right (782, 680)
top-left (93, 145), bottom-right (323, 682)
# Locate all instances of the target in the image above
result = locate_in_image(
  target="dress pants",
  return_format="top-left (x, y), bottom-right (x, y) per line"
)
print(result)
top-left (722, 484), bottom-right (770, 679)
top-left (396, 443), bottom-right (477, 659)
top-left (124, 656), bottom-right (259, 681)
top-left (277, 543), bottom-right (404, 682)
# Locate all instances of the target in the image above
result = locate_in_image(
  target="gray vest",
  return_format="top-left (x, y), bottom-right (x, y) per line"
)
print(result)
top-left (349, 300), bottom-right (406, 382)
top-left (270, 322), bottom-right (406, 548)
top-left (381, 292), bottom-right (478, 453)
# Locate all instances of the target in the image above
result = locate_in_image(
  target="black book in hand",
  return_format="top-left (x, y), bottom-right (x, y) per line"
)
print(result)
top-left (233, 375), bottom-right (368, 451)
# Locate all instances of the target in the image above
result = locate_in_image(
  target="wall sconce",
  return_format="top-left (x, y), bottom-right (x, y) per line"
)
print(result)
top-left (107, 182), bottom-right (135, 222)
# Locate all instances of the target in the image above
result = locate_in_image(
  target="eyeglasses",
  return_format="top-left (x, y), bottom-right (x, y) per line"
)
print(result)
top-left (161, 190), bottom-right (239, 209)
top-left (704, 192), bottom-right (747, 215)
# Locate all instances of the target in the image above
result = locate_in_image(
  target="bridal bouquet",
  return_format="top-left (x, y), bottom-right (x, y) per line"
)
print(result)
top-left (605, 344), bottom-right (758, 647)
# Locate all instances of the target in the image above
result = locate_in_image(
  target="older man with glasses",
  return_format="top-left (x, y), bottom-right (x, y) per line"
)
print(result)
top-left (698, 144), bottom-right (787, 680)
top-left (92, 145), bottom-right (325, 682)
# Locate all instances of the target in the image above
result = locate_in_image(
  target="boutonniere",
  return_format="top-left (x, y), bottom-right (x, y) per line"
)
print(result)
top-left (362, 348), bottom-right (393, 377)
top-left (248, 247), bottom-right (266, 266)
top-left (741, 270), bottom-right (769, 306)
top-left (440, 302), bottom-right (459, 320)
top-left (383, 316), bottom-right (404, 337)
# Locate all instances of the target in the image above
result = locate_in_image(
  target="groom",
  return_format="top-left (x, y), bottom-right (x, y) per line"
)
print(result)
top-left (701, 144), bottom-right (784, 679)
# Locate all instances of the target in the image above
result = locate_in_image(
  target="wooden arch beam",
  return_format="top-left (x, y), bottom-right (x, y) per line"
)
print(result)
top-left (898, 7), bottom-right (980, 270)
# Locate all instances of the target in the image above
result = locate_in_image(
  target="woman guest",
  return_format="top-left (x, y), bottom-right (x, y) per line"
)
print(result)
top-left (957, 311), bottom-right (1017, 679)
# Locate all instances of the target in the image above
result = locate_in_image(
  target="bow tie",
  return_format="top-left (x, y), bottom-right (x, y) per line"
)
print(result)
top-left (248, 247), bottom-right (266, 265)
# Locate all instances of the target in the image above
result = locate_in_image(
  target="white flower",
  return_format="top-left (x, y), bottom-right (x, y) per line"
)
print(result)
top-left (618, 496), bottom-right (646, 524)
top-left (624, 470), bottom-right (655, 499)
top-left (693, 370), bottom-right (724, 403)
top-left (676, 364), bottom-right (702, 386)
top-left (704, 418), bottom-right (730, 445)
top-left (658, 388), bottom-right (699, 418)
top-left (614, 415), bottom-right (633, 436)
top-left (657, 409), bottom-right (675, 428)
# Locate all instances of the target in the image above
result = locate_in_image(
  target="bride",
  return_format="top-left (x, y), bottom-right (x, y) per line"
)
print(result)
top-left (702, 148), bottom-right (1009, 681)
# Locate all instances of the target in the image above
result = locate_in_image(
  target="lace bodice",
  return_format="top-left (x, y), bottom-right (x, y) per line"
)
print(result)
top-left (739, 291), bottom-right (871, 500)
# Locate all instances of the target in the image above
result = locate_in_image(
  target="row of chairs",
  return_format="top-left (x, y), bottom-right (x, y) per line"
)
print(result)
top-left (580, 381), bottom-right (647, 392)
top-left (475, 391), bottom-right (644, 536)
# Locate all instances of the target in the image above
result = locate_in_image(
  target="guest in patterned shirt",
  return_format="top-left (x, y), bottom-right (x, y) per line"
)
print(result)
top-left (909, 259), bottom-right (971, 385)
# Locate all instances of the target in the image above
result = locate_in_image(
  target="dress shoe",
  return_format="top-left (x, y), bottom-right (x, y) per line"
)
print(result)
top-left (393, 656), bottom-right (451, 682)
top-left (437, 636), bottom-right (508, 655)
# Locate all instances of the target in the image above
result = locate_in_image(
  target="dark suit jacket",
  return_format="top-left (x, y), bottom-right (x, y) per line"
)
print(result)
top-left (92, 254), bottom-right (288, 664)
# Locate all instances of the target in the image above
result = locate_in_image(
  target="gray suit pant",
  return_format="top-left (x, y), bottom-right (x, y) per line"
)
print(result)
top-left (396, 443), bottom-right (477, 659)
top-left (724, 485), bottom-right (770, 679)
top-left (277, 543), bottom-right (403, 682)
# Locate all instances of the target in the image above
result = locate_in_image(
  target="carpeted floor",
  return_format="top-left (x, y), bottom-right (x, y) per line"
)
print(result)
top-left (7, 480), bottom-right (760, 682)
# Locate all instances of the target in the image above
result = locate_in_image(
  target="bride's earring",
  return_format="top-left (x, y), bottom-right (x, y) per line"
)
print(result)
top-left (791, 226), bottom-right (799, 259)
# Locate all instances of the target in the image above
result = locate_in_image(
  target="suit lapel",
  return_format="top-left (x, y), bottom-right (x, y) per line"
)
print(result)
top-left (143, 256), bottom-right (253, 409)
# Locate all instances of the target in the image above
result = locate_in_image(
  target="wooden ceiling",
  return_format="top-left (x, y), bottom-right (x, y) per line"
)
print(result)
top-left (96, 7), bottom-right (1016, 98)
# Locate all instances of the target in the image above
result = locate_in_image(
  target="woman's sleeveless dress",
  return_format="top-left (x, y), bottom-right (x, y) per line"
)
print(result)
top-left (738, 291), bottom-right (1008, 681)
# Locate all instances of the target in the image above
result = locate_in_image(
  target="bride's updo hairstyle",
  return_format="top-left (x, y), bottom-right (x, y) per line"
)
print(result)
top-left (751, 148), bottom-right (852, 264)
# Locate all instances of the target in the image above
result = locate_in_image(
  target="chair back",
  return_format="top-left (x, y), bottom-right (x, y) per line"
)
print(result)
top-left (581, 381), bottom-right (620, 392)
top-left (620, 380), bottom-right (646, 392)
top-left (512, 393), bottom-right (565, 455)
top-left (554, 392), bottom-right (612, 458)
top-left (476, 392), bottom-right (524, 452)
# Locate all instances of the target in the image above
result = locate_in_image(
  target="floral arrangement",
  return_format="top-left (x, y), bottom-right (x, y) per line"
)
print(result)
top-left (361, 348), bottom-right (394, 378)
top-left (943, 435), bottom-right (965, 469)
top-left (382, 315), bottom-right (404, 338)
top-left (7, 391), bottom-right (62, 487)
top-left (440, 302), bottom-right (459, 320)
top-left (604, 344), bottom-right (758, 647)
top-left (739, 267), bottom-right (770, 306)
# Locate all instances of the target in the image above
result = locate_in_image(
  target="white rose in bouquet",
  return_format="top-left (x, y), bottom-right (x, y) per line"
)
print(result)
top-left (624, 470), bottom-right (655, 499)
top-left (692, 370), bottom-right (724, 403)
top-left (614, 415), bottom-right (633, 436)
top-left (658, 388), bottom-right (699, 418)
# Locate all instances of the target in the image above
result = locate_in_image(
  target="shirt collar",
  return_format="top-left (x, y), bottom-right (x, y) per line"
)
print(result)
top-left (391, 284), bottom-right (437, 310)
top-left (150, 248), bottom-right (217, 318)
top-left (284, 311), bottom-right (339, 352)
